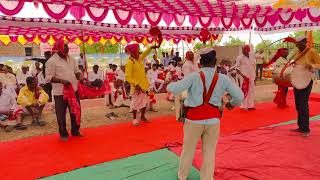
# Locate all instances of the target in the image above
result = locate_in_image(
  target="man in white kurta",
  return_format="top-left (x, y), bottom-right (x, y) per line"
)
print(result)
top-left (0, 66), bottom-right (18, 98)
top-left (232, 45), bottom-right (256, 110)
top-left (16, 66), bottom-right (32, 89)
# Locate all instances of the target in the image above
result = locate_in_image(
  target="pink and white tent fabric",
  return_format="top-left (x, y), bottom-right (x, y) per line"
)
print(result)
top-left (0, 0), bottom-right (320, 41)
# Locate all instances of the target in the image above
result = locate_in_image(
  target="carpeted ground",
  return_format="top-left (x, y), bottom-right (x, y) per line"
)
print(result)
top-left (42, 149), bottom-right (200, 180)
top-left (170, 119), bottom-right (320, 180)
top-left (1, 98), bottom-right (320, 180)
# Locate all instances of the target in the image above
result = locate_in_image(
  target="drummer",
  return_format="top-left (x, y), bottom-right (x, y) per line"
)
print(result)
top-left (292, 37), bottom-right (320, 136)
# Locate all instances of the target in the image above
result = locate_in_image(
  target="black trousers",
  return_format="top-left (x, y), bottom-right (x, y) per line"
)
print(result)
top-left (43, 83), bottom-right (52, 102)
top-left (294, 81), bottom-right (313, 132)
top-left (256, 64), bottom-right (263, 80)
top-left (54, 92), bottom-right (81, 137)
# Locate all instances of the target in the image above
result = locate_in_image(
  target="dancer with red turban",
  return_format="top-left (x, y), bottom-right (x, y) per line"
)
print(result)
top-left (125, 44), bottom-right (157, 126)
top-left (231, 45), bottom-right (256, 110)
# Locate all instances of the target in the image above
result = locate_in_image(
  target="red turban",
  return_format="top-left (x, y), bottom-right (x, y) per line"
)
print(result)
top-left (52, 39), bottom-right (65, 54)
top-left (242, 45), bottom-right (251, 54)
top-left (185, 51), bottom-right (193, 61)
top-left (125, 44), bottom-right (139, 60)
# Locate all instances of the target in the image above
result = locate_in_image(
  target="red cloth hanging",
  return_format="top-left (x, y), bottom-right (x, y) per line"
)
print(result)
top-left (63, 84), bottom-right (81, 125)
top-left (78, 80), bottom-right (111, 99)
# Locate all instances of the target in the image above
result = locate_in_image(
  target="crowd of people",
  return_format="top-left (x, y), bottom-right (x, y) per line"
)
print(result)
top-left (0, 43), bottom-right (288, 133)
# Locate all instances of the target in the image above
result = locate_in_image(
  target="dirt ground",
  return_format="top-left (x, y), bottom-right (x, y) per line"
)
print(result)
top-left (1, 79), bottom-right (320, 142)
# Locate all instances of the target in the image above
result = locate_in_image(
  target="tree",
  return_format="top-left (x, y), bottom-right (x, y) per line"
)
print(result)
top-left (193, 41), bottom-right (216, 51)
top-left (294, 31), bottom-right (320, 43)
top-left (255, 40), bottom-right (272, 51)
top-left (223, 37), bottom-right (245, 46)
top-left (81, 42), bottom-right (120, 54)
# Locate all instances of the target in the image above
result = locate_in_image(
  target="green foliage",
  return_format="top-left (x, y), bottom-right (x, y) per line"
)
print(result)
top-left (193, 42), bottom-right (215, 51)
top-left (223, 37), bottom-right (246, 46)
top-left (81, 42), bottom-right (120, 54)
top-left (294, 31), bottom-right (320, 43)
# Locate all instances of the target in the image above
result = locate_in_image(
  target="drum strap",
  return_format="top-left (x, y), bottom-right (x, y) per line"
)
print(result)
top-left (280, 48), bottom-right (310, 79)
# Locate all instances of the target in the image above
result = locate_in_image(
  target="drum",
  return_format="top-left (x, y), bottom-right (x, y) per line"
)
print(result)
top-left (272, 64), bottom-right (313, 90)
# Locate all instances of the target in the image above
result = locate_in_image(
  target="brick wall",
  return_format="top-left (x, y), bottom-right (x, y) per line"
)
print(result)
top-left (0, 43), bottom-right (40, 56)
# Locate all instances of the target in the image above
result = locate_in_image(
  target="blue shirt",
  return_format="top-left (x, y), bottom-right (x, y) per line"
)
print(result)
top-left (167, 67), bottom-right (244, 125)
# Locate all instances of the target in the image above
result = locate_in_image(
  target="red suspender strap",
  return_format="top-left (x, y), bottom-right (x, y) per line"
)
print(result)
top-left (205, 73), bottom-right (219, 103)
top-left (199, 71), bottom-right (206, 102)
top-left (199, 71), bottom-right (219, 104)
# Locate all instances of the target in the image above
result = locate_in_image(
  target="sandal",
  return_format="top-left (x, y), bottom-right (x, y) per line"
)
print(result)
top-left (31, 120), bottom-right (46, 127)
top-left (4, 125), bottom-right (15, 132)
top-left (15, 123), bottom-right (27, 130)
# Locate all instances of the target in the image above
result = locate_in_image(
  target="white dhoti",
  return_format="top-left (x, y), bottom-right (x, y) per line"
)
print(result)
top-left (174, 91), bottom-right (188, 121)
top-left (130, 92), bottom-right (148, 111)
top-left (240, 80), bottom-right (255, 109)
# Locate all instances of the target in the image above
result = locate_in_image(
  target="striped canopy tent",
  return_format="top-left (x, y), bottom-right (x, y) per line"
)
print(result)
top-left (0, 0), bottom-right (320, 45)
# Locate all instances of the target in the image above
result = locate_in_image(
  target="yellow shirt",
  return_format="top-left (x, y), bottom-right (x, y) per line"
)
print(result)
top-left (295, 48), bottom-right (320, 68)
top-left (17, 86), bottom-right (49, 106)
top-left (125, 47), bottom-right (152, 93)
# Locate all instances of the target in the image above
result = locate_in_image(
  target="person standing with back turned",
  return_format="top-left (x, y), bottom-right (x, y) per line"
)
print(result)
top-left (167, 48), bottom-right (244, 180)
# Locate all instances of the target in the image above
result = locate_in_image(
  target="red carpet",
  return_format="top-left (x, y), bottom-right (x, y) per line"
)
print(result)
top-left (1, 98), bottom-right (320, 180)
top-left (170, 121), bottom-right (320, 180)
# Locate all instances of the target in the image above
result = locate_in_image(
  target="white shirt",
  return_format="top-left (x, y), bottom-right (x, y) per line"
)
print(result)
top-left (0, 72), bottom-right (17, 87)
top-left (232, 54), bottom-right (256, 81)
top-left (116, 69), bottom-right (125, 81)
top-left (37, 71), bottom-right (46, 85)
top-left (46, 54), bottom-right (80, 96)
top-left (16, 71), bottom-right (32, 85)
top-left (0, 89), bottom-right (17, 113)
top-left (88, 71), bottom-right (104, 82)
top-left (182, 60), bottom-right (198, 77)
top-left (147, 69), bottom-right (159, 83)
top-left (78, 58), bottom-right (85, 66)
top-left (255, 53), bottom-right (264, 65)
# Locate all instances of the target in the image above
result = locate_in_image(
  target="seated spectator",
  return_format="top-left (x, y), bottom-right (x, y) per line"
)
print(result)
top-left (116, 65), bottom-right (125, 82)
top-left (17, 77), bottom-right (48, 126)
top-left (110, 79), bottom-right (130, 108)
top-left (106, 64), bottom-right (118, 82)
top-left (217, 61), bottom-right (228, 75)
top-left (0, 82), bottom-right (27, 132)
top-left (78, 65), bottom-right (87, 80)
top-left (0, 65), bottom-right (18, 98)
top-left (16, 65), bottom-right (32, 89)
top-left (176, 61), bottom-right (183, 80)
top-left (147, 64), bottom-right (164, 93)
top-left (228, 69), bottom-right (242, 87)
top-left (151, 54), bottom-right (160, 65)
top-left (88, 65), bottom-right (104, 88)
top-left (165, 68), bottom-right (178, 83)
top-left (32, 62), bottom-right (46, 87)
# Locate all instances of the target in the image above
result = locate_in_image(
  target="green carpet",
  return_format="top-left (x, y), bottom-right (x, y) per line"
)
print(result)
top-left (268, 115), bottom-right (320, 127)
top-left (42, 149), bottom-right (200, 180)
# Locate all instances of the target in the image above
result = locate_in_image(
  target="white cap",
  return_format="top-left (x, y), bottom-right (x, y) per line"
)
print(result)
top-left (295, 36), bottom-right (307, 42)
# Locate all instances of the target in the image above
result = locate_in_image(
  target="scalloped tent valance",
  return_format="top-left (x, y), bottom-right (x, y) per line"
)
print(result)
top-left (0, 0), bottom-right (319, 30)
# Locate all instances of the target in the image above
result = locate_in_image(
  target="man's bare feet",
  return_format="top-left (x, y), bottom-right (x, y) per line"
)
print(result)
top-left (132, 119), bottom-right (139, 126)
top-left (141, 116), bottom-right (150, 123)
